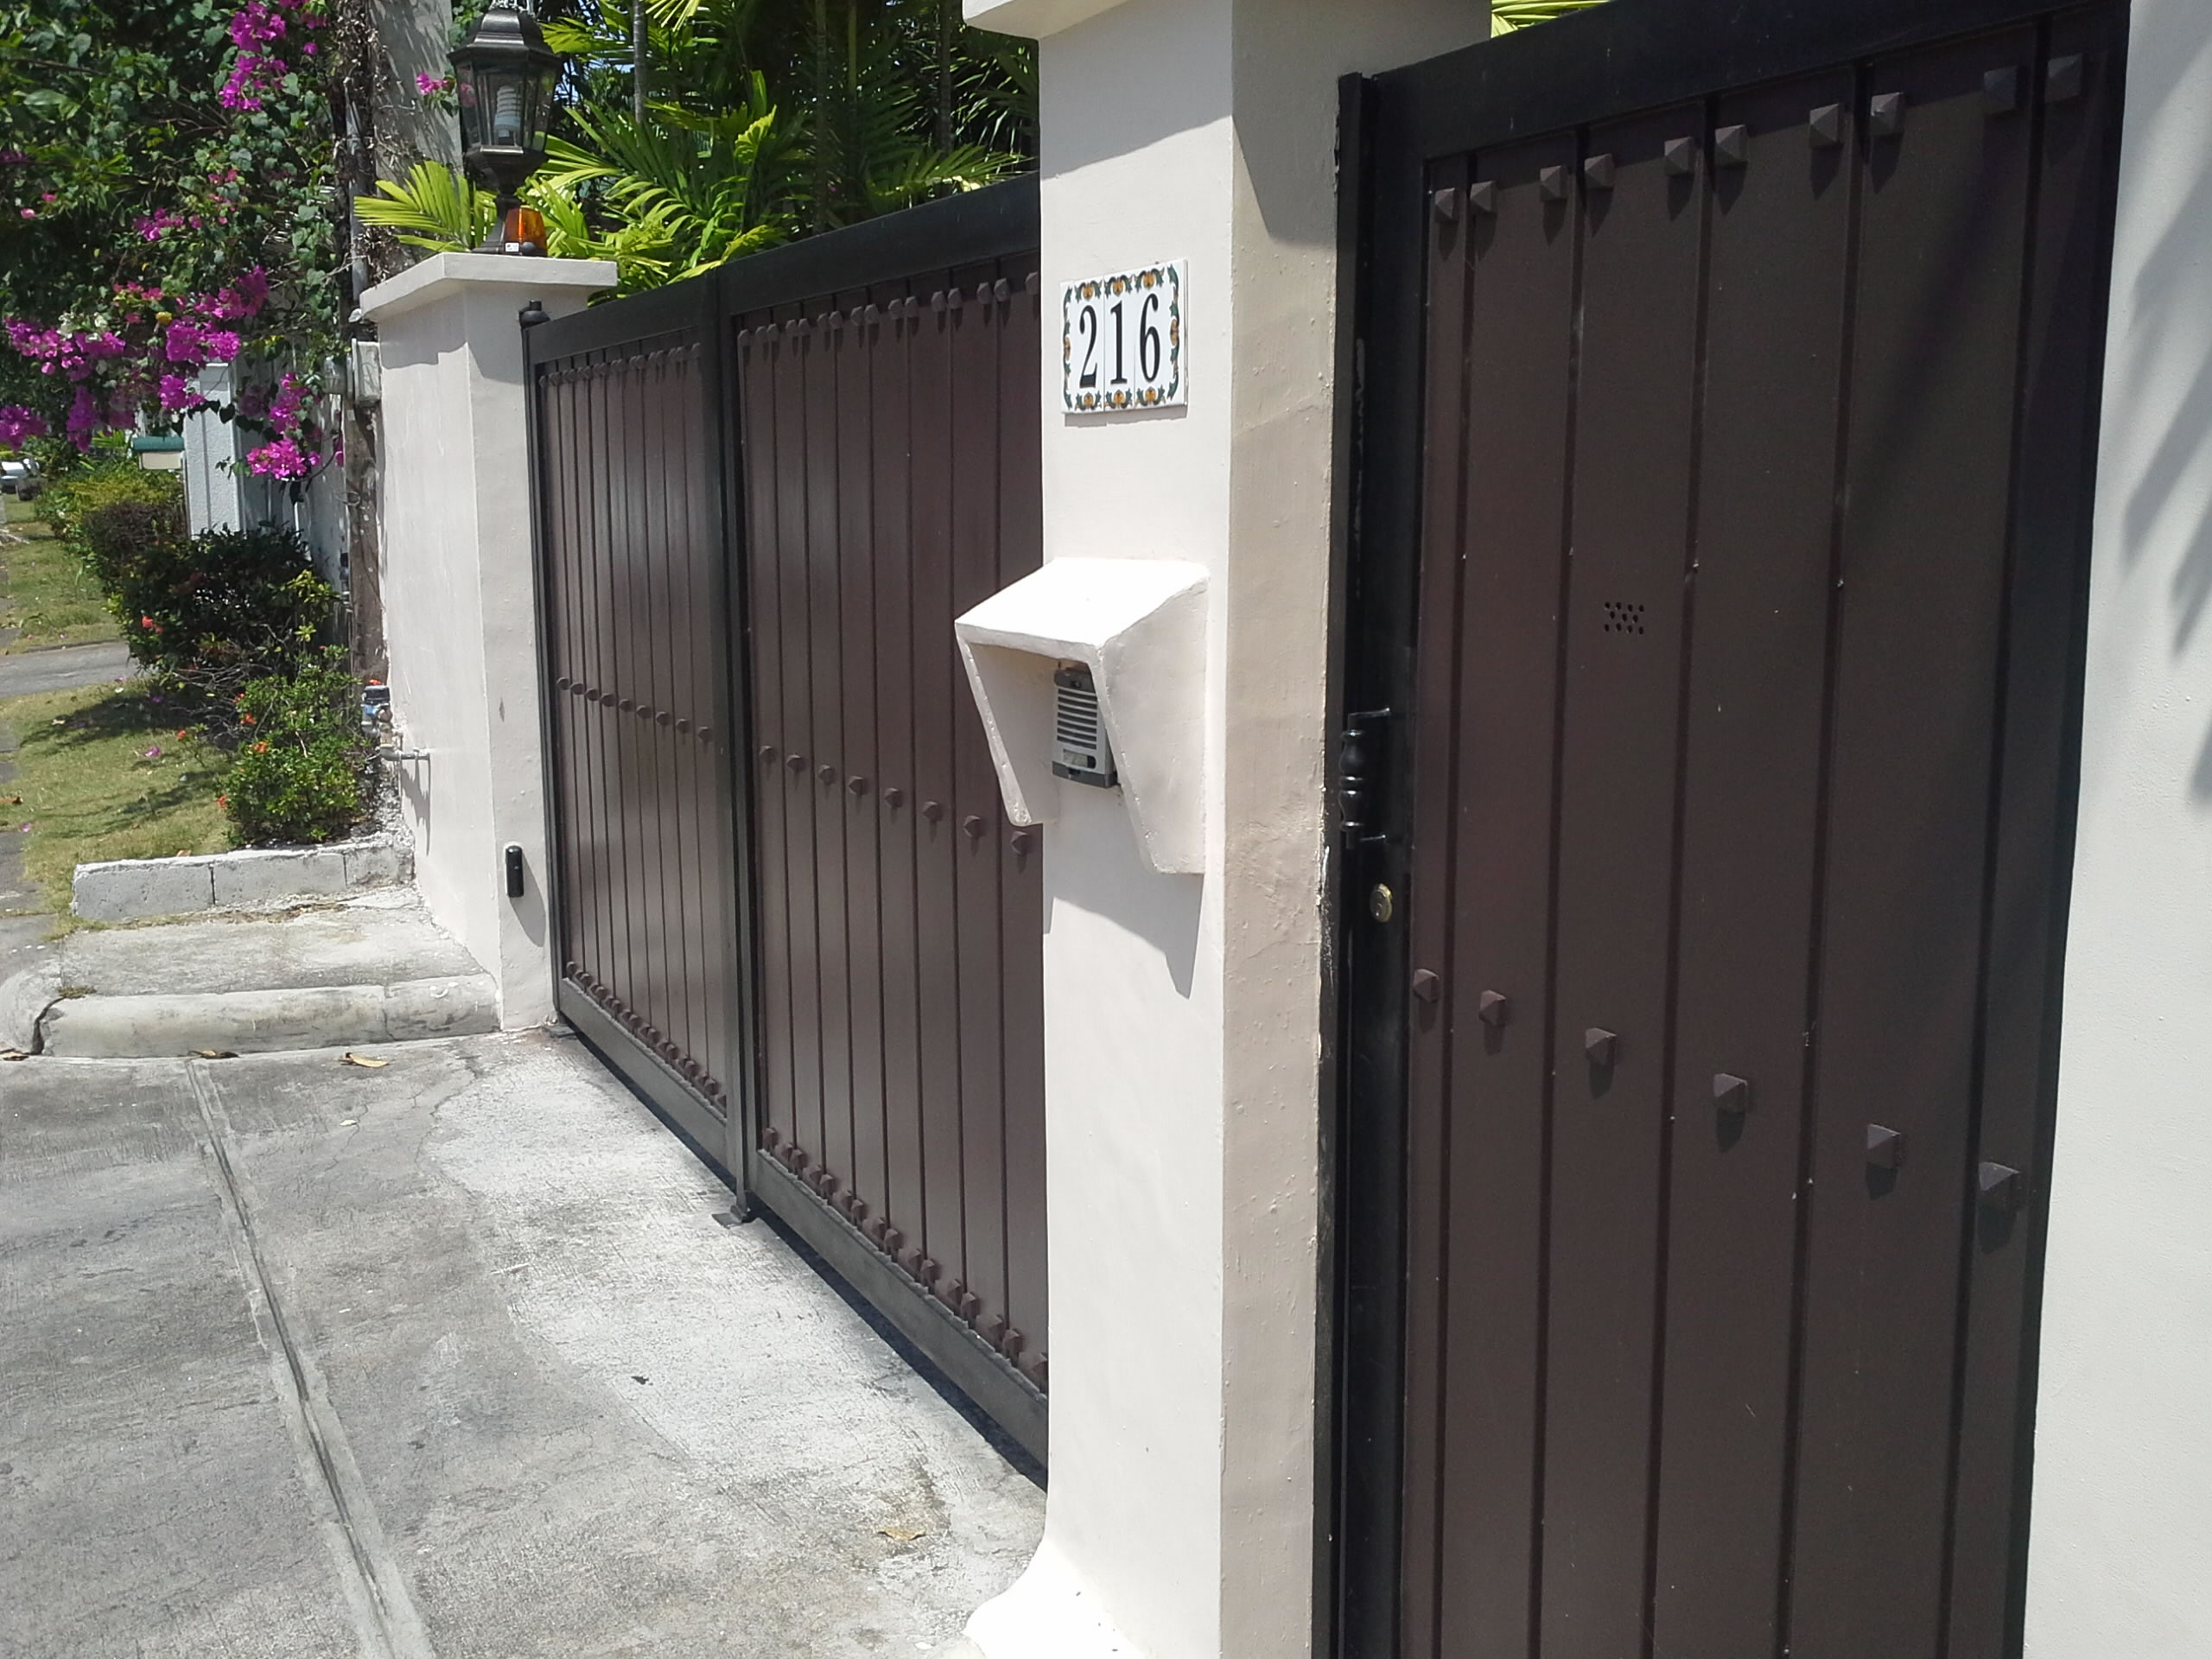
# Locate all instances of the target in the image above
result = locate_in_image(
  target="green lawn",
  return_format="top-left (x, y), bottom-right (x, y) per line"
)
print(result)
top-left (0, 682), bottom-right (228, 916)
top-left (1, 498), bottom-right (120, 652)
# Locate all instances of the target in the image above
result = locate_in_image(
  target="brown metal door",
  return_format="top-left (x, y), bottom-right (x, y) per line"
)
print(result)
top-left (1340, 3), bottom-right (2120, 1654)
top-left (729, 185), bottom-right (1047, 1462)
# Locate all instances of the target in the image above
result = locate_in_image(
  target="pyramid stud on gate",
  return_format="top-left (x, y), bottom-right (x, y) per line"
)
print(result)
top-left (1540, 165), bottom-right (1568, 201)
top-left (1432, 186), bottom-right (1461, 222)
top-left (1411, 969), bottom-right (1442, 1005)
top-left (1869, 92), bottom-right (1906, 138)
top-left (1977, 1160), bottom-right (2026, 1213)
top-left (1584, 1027), bottom-right (1618, 1067)
top-left (1866, 1123), bottom-right (1906, 1172)
top-left (1713, 1072), bottom-right (1752, 1114)
top-left (1582, 153), bottom-right (1616, 190)
top-left (1983, 67), bottom-right (2023, 115)
top-left (1809, 103), bottom-right (1845, 148)
top-left (785, 753), bottom-right (807, 772)
top-left (2048, 54), bottom-right (2086, 105)
top-left (1713, 124), bottom-right (1749, 168)
top-left (1662, 137), bottom-right (1697, 176)
top-left (1466, 181), bottom-right (1497, 215)
top-left (1478, 989), bottom-right (1510, 1027)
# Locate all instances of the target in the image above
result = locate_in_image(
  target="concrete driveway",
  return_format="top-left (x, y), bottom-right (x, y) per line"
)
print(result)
top-left (0, 1030), bottom-right (1041, 1657)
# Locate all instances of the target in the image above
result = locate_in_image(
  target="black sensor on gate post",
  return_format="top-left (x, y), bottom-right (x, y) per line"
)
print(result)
top-left (504, 843), bottom-right (525, 898)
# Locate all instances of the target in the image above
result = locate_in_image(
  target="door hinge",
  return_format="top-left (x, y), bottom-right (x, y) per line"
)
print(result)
top-left (1339, 707), bottom-right (1401, 845)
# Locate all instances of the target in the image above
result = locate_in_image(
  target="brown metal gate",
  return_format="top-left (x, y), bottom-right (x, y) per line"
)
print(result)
top-left (529, 181), bottom-right (1047, 1461)
top-left (1336, 2), bottom-right (2121, 1654)
top-left (533, 283), bottom-right (743, 1161)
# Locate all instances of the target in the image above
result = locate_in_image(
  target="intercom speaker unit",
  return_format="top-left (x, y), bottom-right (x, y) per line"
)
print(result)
top-left (1052, 664), bottom-right (1116, 787)
top-left (953, 556), bottom-right (1209, 874)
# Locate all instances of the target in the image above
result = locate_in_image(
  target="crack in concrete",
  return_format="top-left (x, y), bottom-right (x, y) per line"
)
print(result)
top-left (183, 1058), bottom-right (438, 1659)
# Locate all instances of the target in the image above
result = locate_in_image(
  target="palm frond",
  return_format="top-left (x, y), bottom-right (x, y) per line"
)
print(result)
top-left (1491, 0), bottom-right (1605, 31)
top-left (352, 162), bottom-right (498, 252)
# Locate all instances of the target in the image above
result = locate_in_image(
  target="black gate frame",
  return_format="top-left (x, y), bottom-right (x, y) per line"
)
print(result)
top-left (525, 179), bottom-right (1048, 1463)
top-left (1327, 0), bottom-right (2127, 1652)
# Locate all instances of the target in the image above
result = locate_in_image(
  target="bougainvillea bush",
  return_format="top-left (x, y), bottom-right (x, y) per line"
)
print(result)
top-left (0, 0), bottom-right (342, 477)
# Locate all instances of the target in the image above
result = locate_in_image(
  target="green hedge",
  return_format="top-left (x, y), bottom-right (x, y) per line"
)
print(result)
top-left (57, 492), bottom-right (368, 849)
top-left (223, 650), bottom-right (369, 845)
top-left (41, 460), bottom-right (181, 557)
top-left (79, 508), bottom-right (334, 684)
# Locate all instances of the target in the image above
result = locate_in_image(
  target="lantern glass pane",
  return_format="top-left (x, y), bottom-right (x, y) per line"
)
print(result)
top-left (457, 68), bottom-right (483, 154)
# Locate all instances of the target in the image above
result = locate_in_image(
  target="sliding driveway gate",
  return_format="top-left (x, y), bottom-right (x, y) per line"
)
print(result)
top-left (528, 180), bottom-right (1047, 1460)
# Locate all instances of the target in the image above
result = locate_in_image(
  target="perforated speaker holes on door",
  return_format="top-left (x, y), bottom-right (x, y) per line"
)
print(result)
top-left (1602, 600), bottom-right (1648, 635)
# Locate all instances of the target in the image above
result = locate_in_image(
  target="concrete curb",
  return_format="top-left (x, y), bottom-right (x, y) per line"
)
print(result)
top-left (71, 834), bottom-right (412, 923)
top-left (38, 973), bottom-right (499, 1058)
top-left (0, 953), bottom-right (59, 1052)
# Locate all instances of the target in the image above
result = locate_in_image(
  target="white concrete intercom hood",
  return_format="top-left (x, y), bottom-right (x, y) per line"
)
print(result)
top-left (954, 557), bottom-right (1209, 875)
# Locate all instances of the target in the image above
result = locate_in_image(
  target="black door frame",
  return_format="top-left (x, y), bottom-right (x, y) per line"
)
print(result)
top-left (1326, 0), bottom-right (2127, 1652)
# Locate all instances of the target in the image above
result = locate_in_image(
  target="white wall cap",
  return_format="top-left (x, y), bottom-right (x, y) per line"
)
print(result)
top-left (963, 0), bottom-right (1130, 41)
top-left (957, 556), bottom-right (1209, 875)
top-left (360, 251), bottom-right (618, 325)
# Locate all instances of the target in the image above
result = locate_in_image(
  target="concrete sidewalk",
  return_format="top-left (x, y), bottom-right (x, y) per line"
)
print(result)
top-left (0, 638), bottom-right (134, 700)
top-left (0, 1030), bottom-right (1041, 1657)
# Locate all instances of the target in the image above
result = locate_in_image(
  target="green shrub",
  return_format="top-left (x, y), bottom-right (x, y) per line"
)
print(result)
top-left (222, 650), bottom-right (370, 846)
top-left (42, 459), bottom-right (181, 556)
top-left (79, 512), bottom-right (334, 684)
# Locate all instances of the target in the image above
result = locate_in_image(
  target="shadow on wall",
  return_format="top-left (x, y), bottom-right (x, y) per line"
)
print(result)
top-left (2107, 27), bottom-right (2212, 796)
top-left (1052, 792), bottom-right (1205, 997)
top-left (513, 841), bottom-right (548, 950)
top-left (397, 756), bottom-right (431, 860)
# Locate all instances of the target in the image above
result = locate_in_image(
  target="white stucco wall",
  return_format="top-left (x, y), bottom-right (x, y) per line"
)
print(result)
top-left (362, 254), bottom-right (614, 1030)
top-left (960, 3), bottom-right (1487, 1656)
top-left (2025, 3), bottom-right (2212, 1651)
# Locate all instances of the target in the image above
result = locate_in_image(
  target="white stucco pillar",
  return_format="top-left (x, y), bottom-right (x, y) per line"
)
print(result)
top-left (359, 253), bottom-right (616, 1030)
top-left (2025, 3), bottom-right (2212, 1651)
top-left (953, 3), bottom-right (1484, 1656)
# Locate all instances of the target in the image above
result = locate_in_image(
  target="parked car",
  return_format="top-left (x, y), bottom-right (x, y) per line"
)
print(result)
top-left (1, 456), bottom-right (41, 501)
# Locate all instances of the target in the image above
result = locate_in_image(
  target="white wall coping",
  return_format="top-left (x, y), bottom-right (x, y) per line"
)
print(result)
top-left (963, 0), bottom-right (1129, 40)
top-left (360, 251), bottom-right (618, 325)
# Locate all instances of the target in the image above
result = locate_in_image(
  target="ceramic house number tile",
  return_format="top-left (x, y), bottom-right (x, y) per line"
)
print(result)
top-left (1062, 261), bottom-right (1186, 413)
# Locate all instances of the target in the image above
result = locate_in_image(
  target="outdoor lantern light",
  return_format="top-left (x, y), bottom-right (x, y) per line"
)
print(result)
top-left (453, 0), bottom-right (561, 255)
